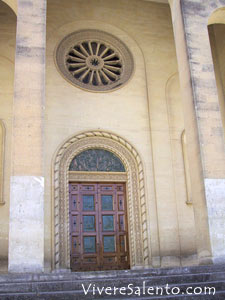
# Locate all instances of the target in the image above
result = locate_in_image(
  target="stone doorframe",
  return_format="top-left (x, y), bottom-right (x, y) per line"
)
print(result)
top-left (53, 131), bottom-right (150, 270)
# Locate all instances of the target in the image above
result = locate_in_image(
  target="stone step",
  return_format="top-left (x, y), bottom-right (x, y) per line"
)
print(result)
top-left (0, 264), bottom-right (225, 299)
top-left (0, 285), bottom-right (224, 300)
top-left (1, 271), bottom-right (225, 294)
top-left (1, 264), bottom-right (225, 283)
top-left (0, 279), bottom-right (223, 299)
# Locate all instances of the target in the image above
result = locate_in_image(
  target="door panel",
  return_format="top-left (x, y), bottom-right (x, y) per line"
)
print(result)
top-left (69, 182), bottom-right (130, 271)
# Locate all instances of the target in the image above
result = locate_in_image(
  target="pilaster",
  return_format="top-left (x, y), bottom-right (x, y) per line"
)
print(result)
top-left (169, 0), bottom-right (225, 264)
top-left (8, 0), bottom-right (46, 273)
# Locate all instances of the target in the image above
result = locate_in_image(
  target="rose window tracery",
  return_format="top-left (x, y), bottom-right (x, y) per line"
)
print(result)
top-left (55, 30), bottom-right (134, 92)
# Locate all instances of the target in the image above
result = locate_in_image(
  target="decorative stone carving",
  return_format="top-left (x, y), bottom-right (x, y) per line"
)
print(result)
top-left (69, 171), bottom-right (127, 182)
top-left (69, 148), bottom-right (125, 172)
top-left (53, 131), bottom-right (150, 270)
top-left (55, 30), bottom-right (134, 92)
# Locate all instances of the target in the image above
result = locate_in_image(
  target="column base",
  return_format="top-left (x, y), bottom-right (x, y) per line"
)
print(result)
top-left (161, 256), bottom-right (181, 268)
top-left (52, 268), bottom-right (72, 274)
top-left (151, 256), bottom-right (161, 268)
top-left (8, 176), bottom-right (44, 274)
top-left (212, 255), bottom-right (225, 265)
top-left (8, 264), bottom-right (44, 274)
top-left (205, 178), bottom-right (225, 263)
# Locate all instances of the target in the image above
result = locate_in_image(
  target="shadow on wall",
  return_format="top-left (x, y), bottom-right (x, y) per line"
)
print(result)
top-left (208, 7), bottom-right (225, 138)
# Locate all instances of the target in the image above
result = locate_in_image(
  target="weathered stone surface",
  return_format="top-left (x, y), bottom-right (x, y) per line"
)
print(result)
top-left (8, 176), bottom-right (44, 273)
top-left (205, 179), bottom-right (225, 263)
top-left (1, 265), bottom-right (225, 299)
top-left (7, 0), bottom-right (47, 272)
top-left (170, 0), bottom-right (225, 265)
top-left (0, 0), bottom-right (225, 274)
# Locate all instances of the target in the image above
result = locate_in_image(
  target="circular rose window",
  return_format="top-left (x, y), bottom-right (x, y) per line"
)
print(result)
top-left (55, 30), bottom-right (134, 92)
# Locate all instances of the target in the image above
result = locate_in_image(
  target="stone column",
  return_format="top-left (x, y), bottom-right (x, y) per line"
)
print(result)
top-left (8, 0), bottom-right (46, 273)
top-left (169, 0), bottom-right (225, 264)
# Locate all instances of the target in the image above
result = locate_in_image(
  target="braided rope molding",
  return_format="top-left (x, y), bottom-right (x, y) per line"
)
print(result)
top-left (53, 131), bottom-right (150, 269)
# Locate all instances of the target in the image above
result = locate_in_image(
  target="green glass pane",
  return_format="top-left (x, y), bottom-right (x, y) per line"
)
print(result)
top-left (83, 195), bottom-right (94, 211)
top-left (102, 215), bottom-right (114, 231)
top-left (101, 195), bottom-right (113, 211)
top-left (84, 236), bottom-right (96, 253)
top-left (83, 216), bottom-right (95, 231)
top-left (103, 236), bottom-right (115, 253)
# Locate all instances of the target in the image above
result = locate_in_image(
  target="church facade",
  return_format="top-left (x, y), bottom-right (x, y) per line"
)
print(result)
top-left (0, 0), bottom-right (224, 274)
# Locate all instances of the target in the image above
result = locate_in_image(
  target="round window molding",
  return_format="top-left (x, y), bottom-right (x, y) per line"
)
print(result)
top-left (55, 30), bottom-right (134, 92)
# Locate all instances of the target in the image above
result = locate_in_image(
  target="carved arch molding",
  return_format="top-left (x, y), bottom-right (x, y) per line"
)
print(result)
top-left (53, 131), bottom-right (150, 269)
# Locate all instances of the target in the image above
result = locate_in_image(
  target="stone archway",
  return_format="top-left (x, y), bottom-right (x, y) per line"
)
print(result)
top-left (208, 8), bottom-right (225, 140)
top-left (53, 131), bottom-right (150, 271)
top-left (1, 0), bottom-right (17, 15)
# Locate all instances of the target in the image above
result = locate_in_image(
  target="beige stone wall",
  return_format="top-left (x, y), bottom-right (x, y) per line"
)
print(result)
top-left (0, 0), bottom-right (200, 271)
top-left (209, 24), bottom-right (225, 138)
top-left (170, 0), bottom-right (225, 264)
top-left (0, 0), bottom-right (222, 272)
top-left (165, 73), bottom-right (196, 264)
top-left (8, 0), bottom-right (46, 273)
top-left (0, 1), bottom-right (16, 271)
top-left (0, 121), bottom-right (5, 205)
top-left (45, 0), bottom-right (196, 269)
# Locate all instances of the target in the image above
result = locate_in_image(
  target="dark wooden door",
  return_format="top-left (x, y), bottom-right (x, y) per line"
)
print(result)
top-left (69, 182), bottom-right (130, 271)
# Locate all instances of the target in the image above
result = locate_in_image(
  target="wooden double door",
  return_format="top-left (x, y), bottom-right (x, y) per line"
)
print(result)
top-left (69, 182), bottom-right (130, 271)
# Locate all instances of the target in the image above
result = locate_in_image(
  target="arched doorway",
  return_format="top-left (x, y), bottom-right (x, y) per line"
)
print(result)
top-left (53, 131), bottom-right (150, 271)
top-left (69, 149), bottom-right (129, 271)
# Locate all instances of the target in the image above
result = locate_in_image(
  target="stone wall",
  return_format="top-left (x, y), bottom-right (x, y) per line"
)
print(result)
top-left (44, 0), bottom-right (196, 270)
top-left (4, 0), bottom-right (224, 272)
top-left (0, 1), bottom-right (16, 272)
